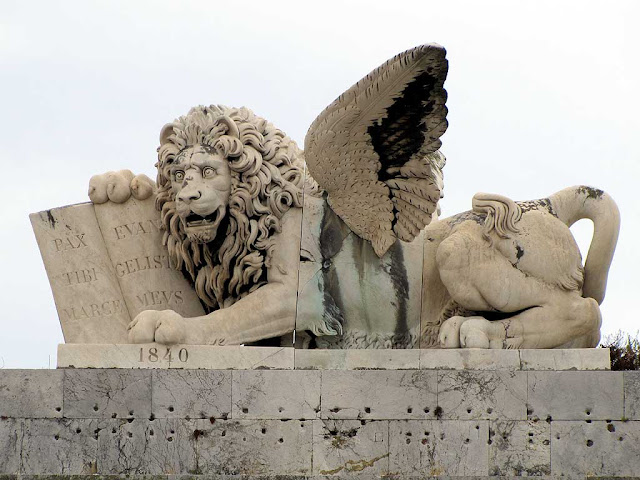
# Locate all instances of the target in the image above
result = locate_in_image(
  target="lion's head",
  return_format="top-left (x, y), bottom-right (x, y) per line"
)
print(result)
top-left (156, 105), bottom-right (308, 310)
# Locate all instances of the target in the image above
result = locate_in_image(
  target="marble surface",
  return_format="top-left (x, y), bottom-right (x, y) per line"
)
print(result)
top-left (30, 204), bottom-right (130, 343)
top-left (57, 344), bottom-right (295, 369)
top-left (1, 367), bottom-right (639, 477)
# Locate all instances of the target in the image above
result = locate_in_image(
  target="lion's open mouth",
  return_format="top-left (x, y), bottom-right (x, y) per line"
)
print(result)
top-left (185, 208), bottom-right (221, 228)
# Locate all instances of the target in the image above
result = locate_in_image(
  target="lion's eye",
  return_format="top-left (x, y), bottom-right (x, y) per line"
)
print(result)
top-left (203, 167), bottom-right (215, 178)
top-left (174, 170), bottom-right (185, 182)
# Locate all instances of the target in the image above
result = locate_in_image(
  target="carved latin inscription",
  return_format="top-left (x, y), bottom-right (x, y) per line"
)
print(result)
top-left (115, 254), bottom-right (173, 277)
top-left (114, 219), bottom-right (162, 240)
top-left (30, 204), bottom-right (131, 343)
top-left (94, 196), bottom-right (205, 319)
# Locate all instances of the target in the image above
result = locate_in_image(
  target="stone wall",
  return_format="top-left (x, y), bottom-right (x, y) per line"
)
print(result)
top-left (1, 365), bottom-right (640, 478)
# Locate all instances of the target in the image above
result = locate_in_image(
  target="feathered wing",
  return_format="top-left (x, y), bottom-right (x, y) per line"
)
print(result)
top-left (304, 44), bottom-right (448, 257)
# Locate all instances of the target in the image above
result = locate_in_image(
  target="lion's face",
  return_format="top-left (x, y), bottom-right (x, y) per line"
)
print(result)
top-left (171, 145), bottom-right (231, 244)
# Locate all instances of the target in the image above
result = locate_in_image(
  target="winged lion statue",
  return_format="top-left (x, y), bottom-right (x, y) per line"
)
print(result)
top-left (89, 44), bottom-right (620, 350)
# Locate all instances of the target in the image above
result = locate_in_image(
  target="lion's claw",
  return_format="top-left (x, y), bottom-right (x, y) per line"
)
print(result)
top-left (88, 170), bottom-right (155, 204)
top-left (154, 310), bottom-right (186, 345)
top-left (128, 311), bottom-right (157, 344)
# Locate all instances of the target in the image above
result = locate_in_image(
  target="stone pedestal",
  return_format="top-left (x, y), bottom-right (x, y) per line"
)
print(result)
top-left (2, 348), bottom-right (640, 478)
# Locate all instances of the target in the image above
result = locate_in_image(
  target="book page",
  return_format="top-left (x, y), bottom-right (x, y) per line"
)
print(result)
top-left (30, 204), bottom-right (131, 343)
top-left (94, 196), bottom-right (206, 319)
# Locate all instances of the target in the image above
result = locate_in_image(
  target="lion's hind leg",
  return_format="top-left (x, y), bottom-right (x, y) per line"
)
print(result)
top-left (458, 294), bottom-right (601, 349)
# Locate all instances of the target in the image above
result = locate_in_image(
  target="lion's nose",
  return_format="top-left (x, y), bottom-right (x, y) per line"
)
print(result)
top-left (178, 190), bottom-right (202, 203)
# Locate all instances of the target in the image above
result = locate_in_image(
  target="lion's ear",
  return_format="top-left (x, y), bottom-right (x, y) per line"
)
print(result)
top-left (159, 123), bottom-right (178, 146)
top-left (214, 116), bottom-right (240, 139)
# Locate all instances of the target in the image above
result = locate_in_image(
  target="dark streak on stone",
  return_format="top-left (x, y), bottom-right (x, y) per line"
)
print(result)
top-left (576, 185), bottom-right (604, 200)
top-left (388, 243), bottom-right (409, 341)
top-left (517, 198), bottom-right (556, 217)
top-left (319, 205), bottom-right (349, 336)
top-left (45, 210), bottom-right (57, 229)
top-left (447, 210), bottom-right (485, 228)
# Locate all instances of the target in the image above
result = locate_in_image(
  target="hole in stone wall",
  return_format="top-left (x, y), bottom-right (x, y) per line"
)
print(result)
top-left (585, 410), bottom-right (591, 415)
top-left (168, 406), bottom-right (175, 412)
top-left (586, 439), bottom-right (593, 447)
top-left (221, 430), bottom-right (226, 436)
top-left (466, 408), bottom-right (472, 414)
top-left (262, 428), bottom-right (267, 434)
top-left (608, 424), bottom-right (616, 432)
top-left (464, 438), bottom-right (469, 444)
top-left (364, 407), bottom-right (371, 414)
top-left (242, 408), bottom-right (249, 414)
top-left (486, 408), bottom-right (493, 414)
top-left (55, 407), bottom-right (62, 412)
top-left (93, 405), bottom-right (99, 412)
top-left (407, 407), bottom-right (413, 414)
top-left (150, 430), bottom-right (154, 436)
top-left (406, 438), bottom-right (411, 444)
top-left (278, 407), bottom-right (284, 413)
top-left (423, 408), bottom-right (430, 414)
top-left (278, 438), bottom-right (284, 443)
top-left (76, 428), bottom-right (81, 434)
top-left (127, 432), bottom-right (133, 438)
top-left (129, 410), bottom-right (134, 416)
top-left (54, 435), bottom-right (59, 440)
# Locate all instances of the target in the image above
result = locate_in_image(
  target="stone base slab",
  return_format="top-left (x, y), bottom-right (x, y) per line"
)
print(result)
top-left (57, 344), bottom-right (294, 369)
top-left (1, 369), bottom-right (639, 477)
top-left (58, 344), bottom-right (611, 371)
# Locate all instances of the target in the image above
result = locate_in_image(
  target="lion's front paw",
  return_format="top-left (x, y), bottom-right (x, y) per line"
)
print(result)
top-left (88, 170), bottom-right (155, 204)
top-left (128, 311), bottom-right (158, 344)
top-left (154, 310), bottom-right (186, 345)
top-left (439, 316), bottom-right (466, 348)
top-left (459, 316), bottom-right (497, 349)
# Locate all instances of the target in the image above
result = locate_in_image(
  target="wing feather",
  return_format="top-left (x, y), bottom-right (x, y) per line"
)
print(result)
top-left (304, 44), bottom-right (448, 256)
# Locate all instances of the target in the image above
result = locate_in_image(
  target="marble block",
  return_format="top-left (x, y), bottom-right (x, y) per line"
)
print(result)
top-left (321, 370), bottom-right (437, 420)
top-left (437, 371), bottom-right (527, 420)
top-left (528, 371), bottom-right (624, 421)
top-left (232, 370), bottom-right (320, 419)
top-left (57, 344), bottom-right (294, 369)
top-left (420, 349), bottom-right (520, 370)
top-left (0, 419), bottom-right (22, 474)
top-left (0, 370), bottom-right (63, 418)
top-left (388, 420), bottom-right (488, 476)
top-left (97, 418), bottom-right (197, 474)
top-left (63, 369), bottom-right (152, 419)
top-left (488, 420), bottom-right (551, 476)
top-left (519, 348), bottom-right (611, 370)
top-left (20, 418), bottom-right (98, 474)
top-left (194, 419), bottom-right (312, 475)
top-left (624, 371), bottom-right (640, 420)
top-left (551, 420), bottom-right (640, 476)
top-left (151, 370), bottom-right (231, 419)
top-left (295, 348), bottom-right (420, 370)
top-left (313, 419), bottom-right (389, 476)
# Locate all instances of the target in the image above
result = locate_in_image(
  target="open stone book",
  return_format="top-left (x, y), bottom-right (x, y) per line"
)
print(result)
top-left (30, 197), bottom-right (204, 344)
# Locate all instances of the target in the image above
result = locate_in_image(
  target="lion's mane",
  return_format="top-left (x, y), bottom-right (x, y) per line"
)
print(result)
top-left (156, 105), bottom-right (310, 310)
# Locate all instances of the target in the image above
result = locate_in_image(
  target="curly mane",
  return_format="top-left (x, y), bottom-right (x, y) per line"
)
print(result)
top-left (156, 105), bottom-right (308, 310)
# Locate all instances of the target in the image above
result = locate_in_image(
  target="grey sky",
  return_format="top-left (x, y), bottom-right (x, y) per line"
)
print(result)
top-left (1, 0), bottom-right (638, 368)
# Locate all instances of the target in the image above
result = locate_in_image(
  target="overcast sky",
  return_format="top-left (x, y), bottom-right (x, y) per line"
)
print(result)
top-left (1, 0), bottom-right (638, 368)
